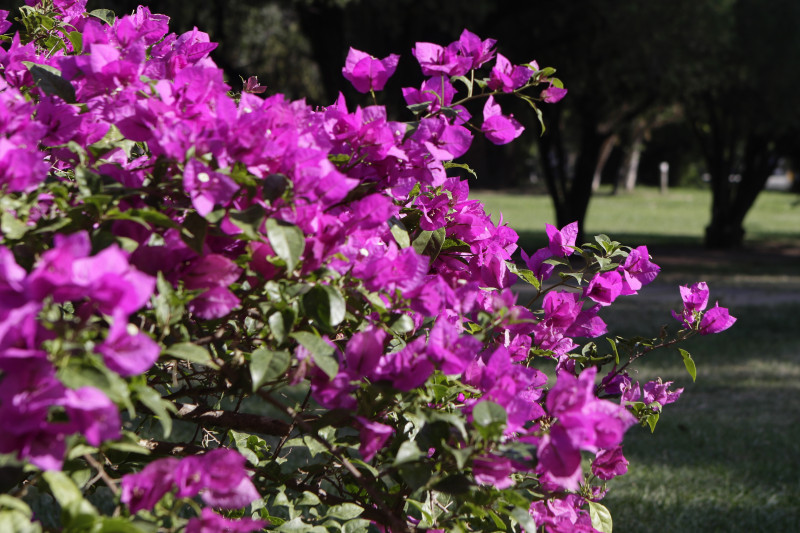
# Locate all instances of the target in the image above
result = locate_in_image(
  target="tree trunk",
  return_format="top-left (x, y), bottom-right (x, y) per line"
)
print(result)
top-left (539, 106), bottom-right (608, 243)
top-left (705, 133), bottom-right (773, 248)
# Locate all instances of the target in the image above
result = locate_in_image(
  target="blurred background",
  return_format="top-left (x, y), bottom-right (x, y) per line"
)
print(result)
top-left (59, 0), bottom-right (800, 251)
top-left (6, 1), bottom-right (800, 530)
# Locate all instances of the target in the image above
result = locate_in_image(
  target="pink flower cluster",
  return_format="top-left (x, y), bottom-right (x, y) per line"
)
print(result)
top-left (0, 2), bottom-right (737, 529)
top-left (0, 232), bottom-right (154, 469)
top-left (121, 448), bottom-right (265, 531)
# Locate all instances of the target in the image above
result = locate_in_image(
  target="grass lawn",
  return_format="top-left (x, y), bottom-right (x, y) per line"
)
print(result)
top-left (471, 186), bottom-right (800, 252)
top-left (472, 186), bottom-right (800, 531)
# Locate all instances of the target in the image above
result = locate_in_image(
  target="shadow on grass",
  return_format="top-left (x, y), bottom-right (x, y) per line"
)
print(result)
top-left (600, 303), bottom-right (800, 532)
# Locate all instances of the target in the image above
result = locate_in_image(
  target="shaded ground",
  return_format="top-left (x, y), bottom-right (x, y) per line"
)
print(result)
top-left (513, 241), bottom-right (800, 306)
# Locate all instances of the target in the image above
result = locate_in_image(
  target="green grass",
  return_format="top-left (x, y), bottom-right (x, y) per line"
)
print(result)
top-left (470, 186), bottom-right (800, 531)
top-left (471, 186), bottom-right (800, 252)
top-left (600, 303), bottom-right (800, 532)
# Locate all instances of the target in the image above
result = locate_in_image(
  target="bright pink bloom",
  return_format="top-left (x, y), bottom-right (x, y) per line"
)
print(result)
top-left (186, 508), bottom-right (267, 533)
top-left (455, 29), bottom-right (496, 70)
top-left (356, 417), bottom-right (394, 462)
top-left (584, 270), bottom-right (623, 306)
top-left (62, 387), bottom-right (121, 446)
top-left (541, 84), bottom-right (568, 103)
top-left (618, 245), bottom-right (660, 294)
top-left (488, 53), bottom-right (533, 93)
top-left (643, 379), bottom-right (683, 408)
top-left (591, 446), bottom-right (629, 480)
top-left (698, 303), bottom-right (736, 335)
top-left (97, 319), bottom-right (160, 376)
top-left (121, 458), bottom-right (180, 513)
top-left (481, 95), bottom-right (524, 145)
top-left (545, 221), bottom-right (579, 256)
top-left (342, 47), bottom-right (400, 93)
top-left (473, 454), bottom-right (516, 489)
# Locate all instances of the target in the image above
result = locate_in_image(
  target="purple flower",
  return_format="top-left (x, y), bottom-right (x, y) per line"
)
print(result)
top-left (344, 327), bottom-right (386, 378)
top-left (618, 245), bottom-right (660, 295)
top-left (698, 303), bottom-right (736, 335)
top-left (412, 41), bottom-right (470, 77)
top-left (584, 270), bottom-right (623, 306)
top-left (121, 458), bottom-right (180, 513)
top-left (342, 47), bottom-right (400, 93)
top-left (473, 453), bottom-right (516, 489)
top-left (196, 448), bottom-right (261, 509)
top-left (541, 84), bottom-right (568, 103)
top-left (455, 29), bottom-right (496, 70)
top-left (96, 319), bottom-right (161, 376)
top-left (643, 378), bottom-right (683, 408)
top-left (488, 53), bottom-right (533, 93)
top-left (0, 10), bottom-right (12, 34)
top-left (546, 221), bottom-right (579, 256)
top-left (183, 159), bottom-right (239, 217)
top-left (672, 281), bottom-right (712, 327)
top-left (591, 446), bottom-right (629, 480)
top-left (481, 95), bottom-right (524, 145)
top-left (186, 508), bottom-right (267, 533)
top-left (356, 417), bottom-right (394, 462)
top-left (62, 387), bottom-right (121, 446)
top-left (520, 247), bottom-right (555, 282)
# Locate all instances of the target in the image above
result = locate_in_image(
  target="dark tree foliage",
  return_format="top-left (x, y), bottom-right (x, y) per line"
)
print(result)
top-left (31, 0), bottom-right (800, 247)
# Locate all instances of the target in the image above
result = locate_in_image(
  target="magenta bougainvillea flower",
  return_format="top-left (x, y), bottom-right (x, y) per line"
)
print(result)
top-left (545, 221), bottom-right (579, 256)
top-left (185, 508), bottom-right (267, 533)
top-left (356, 416), bottom-right (394, 462)
top-left (341, 47), bottom-right (400, 93)
top-left (541, 84), bottom-right (568, 103)
top-left (591, 446), bottom-right (629, 480)
top-left (618, 245), bottom-right (660, 295)
top-left (481, 95), bottom-right (524, 145)
top-left (698, 303), bottom-right (737, 335)
top-left (121, 449), bottom-right (260, 513)
top-left (488, 53), bottom-right (533, 93)
top-left (584, 270), bottom-right (624, 306)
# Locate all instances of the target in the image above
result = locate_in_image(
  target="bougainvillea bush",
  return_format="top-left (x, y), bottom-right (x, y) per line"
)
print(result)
top-left (0, 2), bottom-right (736, 532)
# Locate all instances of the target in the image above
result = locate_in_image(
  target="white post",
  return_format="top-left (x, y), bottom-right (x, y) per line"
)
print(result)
top-left (659, 161), bottom-right (669, 194)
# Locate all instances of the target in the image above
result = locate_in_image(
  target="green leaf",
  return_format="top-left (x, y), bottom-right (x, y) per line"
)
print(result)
top-left (389, 217), bottom-right (411, 248)
top-left (0, 509), bottom-right (42, 533)
top-left (302, 285), bottom-right (346, 330)
top-left (180, 212), bottom-right (208, 254)
top-left (326, 503), bottom-right (364, 520)
top-left (229, 204), bottom-right (266, 240)
top-left (679, 348), bottom-right (697, 382)
top-left (506, 262), bottom-right (541, 290)
top-left (647, 411), bottom-right (660, 433)
top-left (412, 227), bottom-right (446, 262)
top-left (509, 506), bottom-right (538, 532)
top-left (607, 338), bottom-right (620, 365)
top-left (443, 161), bottom-right (478, 180)
top-left (250, 348), bottom-right (291, 390)
top-left (134, 385), bottom-right (177, 438)
top-left (42, 471), bottom-right (97, 518)
top-left (95, 517), bottom-right (152, 533)
top-left (67, 31), bottom-right (83, 54)
top-left (88, 9), bottom-right (116, 25)
top-left (22, 62), bottom-right (76, 103)
top-left (297, 491), bottom-right (321, 507)
top-left (291, 331), bottom-right (338, 379)
top-left (588, 501), bottom-right (613, 533)
top-left (393, 440), bottom-right (423, 466)
top-left (472, 400), bottom-right (507, 428)
top-left (164, 342), bottom-right (219, 369)
top-left (473, 400), bottom-right (507, 441)
top-left (1, 212), bottom-right (29, 240)
top-left (266, 218), bottom-right (305, 272)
